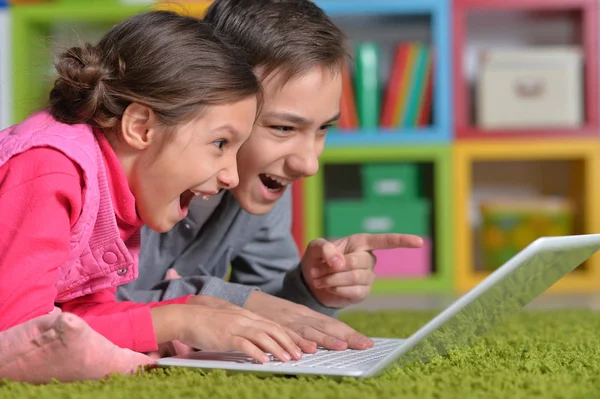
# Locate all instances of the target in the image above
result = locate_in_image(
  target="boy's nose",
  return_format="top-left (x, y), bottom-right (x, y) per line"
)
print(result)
top-left (288, 148), bottom-right (319, 177)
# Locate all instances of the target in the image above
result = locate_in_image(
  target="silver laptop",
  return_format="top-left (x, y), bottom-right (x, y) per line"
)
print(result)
top-left (156, 234), bottom-right (600, 379)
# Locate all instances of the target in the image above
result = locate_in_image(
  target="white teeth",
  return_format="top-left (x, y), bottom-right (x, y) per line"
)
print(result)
top-left (264, 173), bottom-right (291, 186)
top-left (190, 190), bottom-right (211, 200)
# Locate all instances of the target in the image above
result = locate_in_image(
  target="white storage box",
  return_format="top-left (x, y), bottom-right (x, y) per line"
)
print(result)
top-left (476, 47), bottom-right (583, 129)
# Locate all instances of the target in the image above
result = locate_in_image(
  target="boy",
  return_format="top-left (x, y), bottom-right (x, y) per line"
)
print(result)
top-left (118, 0), bottom-right (422, 352)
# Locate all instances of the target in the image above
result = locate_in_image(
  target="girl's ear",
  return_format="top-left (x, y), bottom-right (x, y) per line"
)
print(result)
top-left (120, 103), bottom-right (160, 150)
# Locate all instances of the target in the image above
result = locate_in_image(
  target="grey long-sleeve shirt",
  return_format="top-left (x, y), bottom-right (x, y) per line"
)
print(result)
top-left (116, 189), bottom-right (336, 316)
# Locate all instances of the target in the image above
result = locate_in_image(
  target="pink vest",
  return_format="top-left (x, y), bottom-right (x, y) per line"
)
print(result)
top-left (0, 111), bottom-right (139, 302)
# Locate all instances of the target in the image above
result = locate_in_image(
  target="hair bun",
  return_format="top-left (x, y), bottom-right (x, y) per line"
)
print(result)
top-left (49, 43), bottom-right (116, 128)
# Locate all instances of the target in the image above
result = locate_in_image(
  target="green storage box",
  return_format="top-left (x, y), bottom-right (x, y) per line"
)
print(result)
top-left (325, 199), bottom-right (431, 238)
top-left (361, 163), bottom-right (420, 200)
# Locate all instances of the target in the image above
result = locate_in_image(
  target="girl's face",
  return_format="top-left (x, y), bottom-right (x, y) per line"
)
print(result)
top-left (120, 97), bottom-right (257, 232)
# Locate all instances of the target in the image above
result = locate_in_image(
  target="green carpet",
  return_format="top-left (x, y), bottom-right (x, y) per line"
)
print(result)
top-left (3, 310), bottom-right (600, 399)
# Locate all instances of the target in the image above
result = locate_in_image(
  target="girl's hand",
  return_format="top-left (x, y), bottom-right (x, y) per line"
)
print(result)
top-left (151, 304), bottom-right (302, 363)
top-left (187, 294), bottom-right (242, 310)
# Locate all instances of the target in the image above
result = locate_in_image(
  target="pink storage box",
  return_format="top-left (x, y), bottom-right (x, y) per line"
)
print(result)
top-left (373, 237), bottom-right (431, 277)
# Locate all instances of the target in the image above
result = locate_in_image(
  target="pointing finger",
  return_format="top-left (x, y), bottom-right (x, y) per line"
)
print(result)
top-left (349, 233), bottom-right (423, 252)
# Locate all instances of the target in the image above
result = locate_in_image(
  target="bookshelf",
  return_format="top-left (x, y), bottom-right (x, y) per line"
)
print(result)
top-left (304, 145), bottom-right (453, 294)
top-left (452, 0), bottom-right (598, 140)
top-left (320, 0), bottom-right (452, 145)
top-left (453, 139), bottom-right (600, 293)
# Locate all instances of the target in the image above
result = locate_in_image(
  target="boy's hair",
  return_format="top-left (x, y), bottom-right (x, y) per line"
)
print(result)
top-left (49, 10), bottom-right (259, 130)
top-left (204, 0), bottom-right (348, 83)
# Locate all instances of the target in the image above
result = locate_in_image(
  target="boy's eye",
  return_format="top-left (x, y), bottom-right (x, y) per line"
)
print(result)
top-left (270, 125), bottom-right (294, 133)
top-left (320, 124), bottom-right (333, 133)
top-left (213, 139), bottom-right (227, 149)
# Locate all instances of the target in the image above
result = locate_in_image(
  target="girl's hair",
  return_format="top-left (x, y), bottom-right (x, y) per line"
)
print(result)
top-left (49, 10), bottom-right (260, 130)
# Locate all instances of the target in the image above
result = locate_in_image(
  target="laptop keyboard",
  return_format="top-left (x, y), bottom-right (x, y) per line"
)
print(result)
top-left (268, 338), bottom-right (402, 369)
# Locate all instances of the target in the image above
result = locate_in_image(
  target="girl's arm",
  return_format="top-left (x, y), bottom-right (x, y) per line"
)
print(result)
top-left (60, 288), bottom-right (193, 352)
top-left (0, 148), bottom-right (84, 331)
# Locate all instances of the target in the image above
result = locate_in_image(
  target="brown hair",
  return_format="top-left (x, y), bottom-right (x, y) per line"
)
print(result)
top-left (49, 10), bottom-right (260, 130)
top-left (203, 0), bottom-right (348, 82)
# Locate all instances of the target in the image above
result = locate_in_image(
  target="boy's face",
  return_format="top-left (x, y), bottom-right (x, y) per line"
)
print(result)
top-left (230, 65), bottom-right (342, 215)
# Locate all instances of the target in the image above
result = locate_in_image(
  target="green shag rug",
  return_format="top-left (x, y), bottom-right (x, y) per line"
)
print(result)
top-left (3, 310), bottom-right (600, 399)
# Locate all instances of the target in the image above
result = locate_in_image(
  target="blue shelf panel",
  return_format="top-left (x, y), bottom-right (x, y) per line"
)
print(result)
top-left (317, 0), bottom-right (445, 16)
top-left (0, 1), bottom-right (7, 8)
top-left (325, 127), bottom-right (451, 146)
top-left (317, 0), bottom-right (453, 147)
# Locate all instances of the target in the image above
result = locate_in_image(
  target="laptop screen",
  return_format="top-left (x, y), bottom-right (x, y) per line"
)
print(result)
top-left (382, 236), bottom-right (600, 371)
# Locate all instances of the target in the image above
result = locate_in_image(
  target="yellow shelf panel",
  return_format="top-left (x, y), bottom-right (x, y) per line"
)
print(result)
top-left (454, 138), bottom-right (600, 160)
top-left (458, 266), bottom-right (600, 294)
top-left (155, 1), bottom-right (212, 17)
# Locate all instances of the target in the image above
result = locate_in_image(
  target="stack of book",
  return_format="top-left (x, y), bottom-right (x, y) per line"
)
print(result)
top-left (338, 41), bottom-right (434, 131)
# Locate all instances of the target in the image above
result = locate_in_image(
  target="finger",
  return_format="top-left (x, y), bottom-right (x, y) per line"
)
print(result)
top-left (296, 316), bottom-right (374, 350)
top-left (325, 285), bottom-right (373, 305)
top-left (311, 251), bottom-right (376, 279)
top-left (307, 238), bottom-right (345, 273)
top-left (246, 325), bottom-right (299, 362)
top-left (350, 233), bottom-right (423, 252)
top-left (296, 325), bottom-right (348, 351)
top-left (300, 316), bottom-right (374, 350)
top-left (233, 337), bottom-right (271, 363)
top-left (285, 327), bottom-right (318, 355)
top-left (313, 269), bottom-right (375, 289)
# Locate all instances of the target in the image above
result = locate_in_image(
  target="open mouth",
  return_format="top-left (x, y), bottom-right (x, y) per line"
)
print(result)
top-left (259, 173), bottom-right (291, 192)
top-left (179, 189), bottom-right (195, 211)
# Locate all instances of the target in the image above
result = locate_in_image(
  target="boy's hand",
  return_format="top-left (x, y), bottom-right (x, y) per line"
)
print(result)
top-left (301, 233), bottom-right (423, 308)
top-left (245, 291), bottom-right (373, 352)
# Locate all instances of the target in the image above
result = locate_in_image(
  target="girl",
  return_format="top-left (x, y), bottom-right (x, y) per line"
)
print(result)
top-left (0, 10), bottom-right (301, 364)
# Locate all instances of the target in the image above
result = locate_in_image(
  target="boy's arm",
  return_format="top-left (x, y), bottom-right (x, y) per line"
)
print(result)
top-left (117, 274), bottom-right (257, 308)
top-left (117, 223), bottom-right (258, 307)
top-left (229, 190), bottom-right (337, 316)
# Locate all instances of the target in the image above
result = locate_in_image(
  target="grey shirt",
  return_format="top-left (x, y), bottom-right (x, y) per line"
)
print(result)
top-left (117, 189), bottom-right (336, 316)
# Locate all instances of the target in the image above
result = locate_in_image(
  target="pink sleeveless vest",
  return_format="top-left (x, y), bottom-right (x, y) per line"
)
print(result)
top-left (0, 111), bottom-right (139, 302)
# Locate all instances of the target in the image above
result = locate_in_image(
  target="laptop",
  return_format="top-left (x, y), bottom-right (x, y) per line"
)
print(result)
top-left (156, 234), bottom-right (600, 379)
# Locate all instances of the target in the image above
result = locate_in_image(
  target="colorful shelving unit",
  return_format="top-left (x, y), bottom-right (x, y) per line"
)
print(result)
top-left (0, 0), bottom-right (10, 129)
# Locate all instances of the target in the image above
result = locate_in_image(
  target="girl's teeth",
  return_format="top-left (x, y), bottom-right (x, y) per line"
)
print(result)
top-left (191, 190), bottom-right (210, 200)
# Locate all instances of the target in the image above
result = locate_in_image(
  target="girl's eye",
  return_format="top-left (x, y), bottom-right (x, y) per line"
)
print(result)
top-left (270, 126), bottom-right (294, 133)
top-left (213, 139), bottom-right (227, 149)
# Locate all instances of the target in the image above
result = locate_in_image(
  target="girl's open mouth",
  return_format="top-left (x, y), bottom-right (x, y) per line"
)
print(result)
top-left (179, 189), bottom-right (195, 212)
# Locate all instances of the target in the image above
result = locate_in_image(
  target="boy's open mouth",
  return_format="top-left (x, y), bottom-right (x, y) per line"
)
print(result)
top-left (259, 173), bottom-right (288, 192)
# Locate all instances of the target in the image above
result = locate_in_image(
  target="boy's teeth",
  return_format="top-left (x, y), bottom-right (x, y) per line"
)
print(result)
top-left (265, 173), bottom-right (291, 186)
